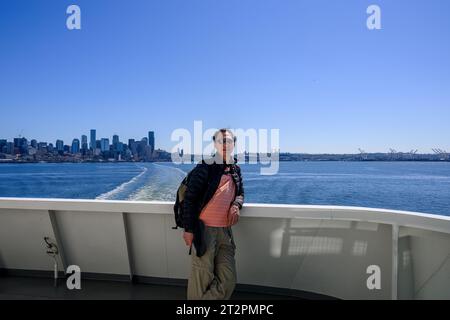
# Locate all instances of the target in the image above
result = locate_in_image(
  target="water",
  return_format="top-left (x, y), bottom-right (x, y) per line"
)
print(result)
top-left (0, 161), bottom-right (449, 216)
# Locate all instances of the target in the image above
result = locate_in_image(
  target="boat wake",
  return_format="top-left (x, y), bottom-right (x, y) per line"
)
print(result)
top-left (96, 165), bottom-right (149, 200)
top-left (127, 163), bottom-right (187, 201)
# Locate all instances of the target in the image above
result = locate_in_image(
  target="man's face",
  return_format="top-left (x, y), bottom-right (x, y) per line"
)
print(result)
top-left (214, 131), bottom-right (234, 159)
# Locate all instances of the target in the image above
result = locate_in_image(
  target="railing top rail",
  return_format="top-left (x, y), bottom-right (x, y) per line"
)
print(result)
top-left (1, 197), bottom-right (449, 234)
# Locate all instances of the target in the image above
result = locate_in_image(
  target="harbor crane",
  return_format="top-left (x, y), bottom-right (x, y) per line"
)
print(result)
top-left (358, 148), bottom-right (367, 160)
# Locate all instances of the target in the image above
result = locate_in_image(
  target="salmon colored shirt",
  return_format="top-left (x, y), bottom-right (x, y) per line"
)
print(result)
top-left (199, 170), bottom-right (236, 227)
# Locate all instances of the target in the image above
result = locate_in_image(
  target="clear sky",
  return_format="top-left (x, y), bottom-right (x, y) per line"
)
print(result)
top-left (1, 0), bottom-right (449, 153)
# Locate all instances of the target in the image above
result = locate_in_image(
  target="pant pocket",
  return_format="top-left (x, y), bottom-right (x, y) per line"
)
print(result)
top-left (225, 227), bottom-right (236, 249)
top-left (194, 220), bottom-right (208, 257)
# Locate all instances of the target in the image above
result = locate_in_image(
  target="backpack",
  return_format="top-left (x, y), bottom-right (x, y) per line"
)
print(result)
top-left (172, 164), bottom-right (212, 230)
top-left (172, 164), bottom-right (212, 255)
top-left (172, 171), bottom-right (191, 230)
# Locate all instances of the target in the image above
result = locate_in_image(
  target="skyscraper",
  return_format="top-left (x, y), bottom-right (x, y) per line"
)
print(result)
top-left (113, 134), bottom-right (119, 145)
top-left (81, 135), bottom-right (88, 150)
top-left (112, 134), bottom-right (119, 152)
top-left (90, 129), bottom-right (96, 151)
top-left (13, 137), bottom-right (27, 154)
top-left (6, 142), bottom-right (14, 155)
top-left (56, 140), bottom-right (64, 152)
top-left (100, 138), bottom-right (109, 152)
top-left (148, 131), bottom-right (155, 154)
top-left (71, 139), bottom-right (80, 154)
top-left (0, 139), bottom-right (7, 151)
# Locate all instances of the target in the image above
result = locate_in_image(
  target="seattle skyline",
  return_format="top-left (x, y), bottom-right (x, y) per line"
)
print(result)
top-left (1, 0), bottom-right (450, 153)
top-left (1, 128), bottom-right (447, 156)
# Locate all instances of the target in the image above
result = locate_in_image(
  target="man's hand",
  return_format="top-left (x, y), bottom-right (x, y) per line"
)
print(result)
top-left (183, 231), bottom-right (194, 246)
top-left (228, 204), bottom-right (240, 225)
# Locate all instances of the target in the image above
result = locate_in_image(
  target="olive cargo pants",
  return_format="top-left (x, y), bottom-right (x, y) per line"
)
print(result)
top-left (187, 225), bottom-right (237, 300)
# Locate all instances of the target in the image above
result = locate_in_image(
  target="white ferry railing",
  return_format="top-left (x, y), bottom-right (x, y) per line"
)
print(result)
top-left (0, 197), bottom-right (449, 299)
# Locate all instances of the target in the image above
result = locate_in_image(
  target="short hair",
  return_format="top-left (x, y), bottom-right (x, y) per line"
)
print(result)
top-left (212, 128), bottom-right (236, 143)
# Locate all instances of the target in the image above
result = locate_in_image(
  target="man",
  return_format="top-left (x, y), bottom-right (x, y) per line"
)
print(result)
top-left (182, 128), bottom-right (244, 300)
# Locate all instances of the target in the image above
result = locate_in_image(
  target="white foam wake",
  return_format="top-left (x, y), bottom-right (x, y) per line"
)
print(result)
top-left (152, 162), bottom-right (187, 177)
top-left (127, 163), bottom-right (187, 201)
top-left (95, 165), bottom-right (148, 200)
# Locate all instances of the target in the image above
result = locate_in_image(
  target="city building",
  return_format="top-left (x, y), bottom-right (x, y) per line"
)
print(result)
top-left (90, 129), bottom-right (96, 151)
top-left (71, 139), bottom-right (80, 154)
top-left (100, 138), bottom-right (110, 152)
top-left (55, 140), bottom-right (64, 153)
top-left (148, 131), bottom-right (155, 154)
top-left (81, 135), bottom-right (88, 151)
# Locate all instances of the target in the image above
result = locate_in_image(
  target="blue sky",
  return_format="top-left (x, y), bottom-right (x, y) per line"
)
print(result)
top-left (1, 0), bottom-right (449, 153)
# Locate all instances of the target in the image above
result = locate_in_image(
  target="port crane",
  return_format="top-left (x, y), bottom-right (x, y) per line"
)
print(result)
top-left (432, 148), bottom-right (449, 160)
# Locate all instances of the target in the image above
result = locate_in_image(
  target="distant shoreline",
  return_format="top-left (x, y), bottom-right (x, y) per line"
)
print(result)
top-left (1, 159), bottom-right (450, 164)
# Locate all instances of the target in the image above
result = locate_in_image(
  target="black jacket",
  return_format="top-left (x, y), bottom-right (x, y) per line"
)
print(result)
top-left (183, 154), bottom-right (244, 257)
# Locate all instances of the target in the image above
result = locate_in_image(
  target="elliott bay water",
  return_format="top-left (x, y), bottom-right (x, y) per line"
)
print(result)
top-left (0, 161), bottom-right (449, 216)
